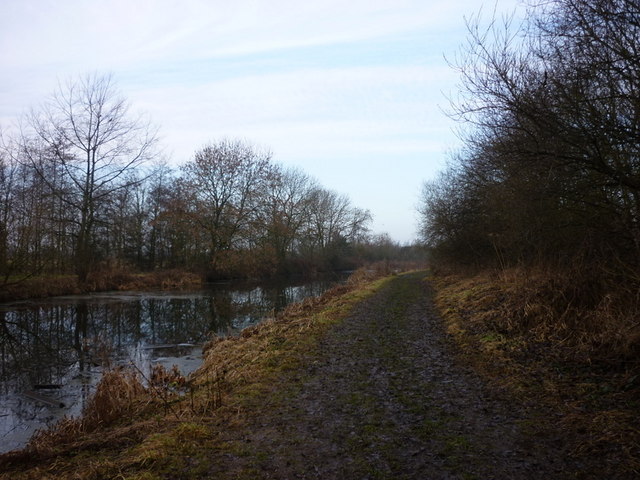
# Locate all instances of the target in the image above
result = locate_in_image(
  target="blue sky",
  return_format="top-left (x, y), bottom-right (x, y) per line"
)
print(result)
top-left (0, 0), bottom-right (524, 243)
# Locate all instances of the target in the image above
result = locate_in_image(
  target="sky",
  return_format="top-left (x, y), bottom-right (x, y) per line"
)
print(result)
top-left (0, 0), bottom-right (524, 244)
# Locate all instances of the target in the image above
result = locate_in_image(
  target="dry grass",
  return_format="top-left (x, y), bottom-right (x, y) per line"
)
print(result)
top-left (27, 368), bottom-right (148, 452)
top-left (431, 266), bottom-right (640, 477)
top-left (87, 267), bottom-right (202, 291)
top-left (498, 266), bottom-right (640, 362)
top-left (0, 266), bottom-right (394, 479)
top-left (0, 275), bottom-right (81, 302)
top-left (0, 268), bottom-right (203, 302)
top-left (433, 265), bottom-right (640, 363)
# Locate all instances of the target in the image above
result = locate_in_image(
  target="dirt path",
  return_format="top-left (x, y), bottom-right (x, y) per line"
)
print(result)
top-left (209, 272), bottom-right (582, 479)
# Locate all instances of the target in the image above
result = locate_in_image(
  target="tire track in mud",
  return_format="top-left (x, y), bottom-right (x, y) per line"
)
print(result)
top-left (211, 272), bottom-right (581, 479)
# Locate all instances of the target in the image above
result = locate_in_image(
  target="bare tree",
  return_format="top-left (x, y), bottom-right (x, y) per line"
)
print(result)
top-left (20, 73), bottom-right (158, 282)
top-left (145, 162), bottom-right (178, 269)
top-left (303, 187), bottom-right (371, 268)
top-left (0, 134), bottom-right (61, 281)
top-left (0, 146), bottom-right (16, 280)
top-left (179, 139), bottom-right (275, 271)
top-left (258, 166), bottom-right (318, 269)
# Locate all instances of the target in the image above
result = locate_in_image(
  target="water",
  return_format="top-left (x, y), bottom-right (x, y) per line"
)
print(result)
top-left (0, 274), bottom-right (346, 453)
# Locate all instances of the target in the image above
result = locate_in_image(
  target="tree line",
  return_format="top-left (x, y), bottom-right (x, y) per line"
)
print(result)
top-left (0, 73), bottom-right (403, 285)
top-left (419, 0), bottom-right (640, 278)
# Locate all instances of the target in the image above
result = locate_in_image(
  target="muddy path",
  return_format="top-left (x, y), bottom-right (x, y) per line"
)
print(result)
top-left (208, 272), bottom-right (583, 479)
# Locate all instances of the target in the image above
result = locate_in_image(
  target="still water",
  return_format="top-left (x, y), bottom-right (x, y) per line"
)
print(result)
top-left (0, 274), bottom-right (346, 453)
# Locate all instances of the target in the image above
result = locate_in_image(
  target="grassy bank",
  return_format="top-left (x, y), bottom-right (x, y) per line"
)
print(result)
top-left (0, 268), bottom-right (202, 302)
top-left (0, 268), bottom-right (392, 479)
top-left (431, 267), bottom-right (640, 477)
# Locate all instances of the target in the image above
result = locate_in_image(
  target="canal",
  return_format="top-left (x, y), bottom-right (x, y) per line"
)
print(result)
top-left (0, 274), bottom-right (346, 453)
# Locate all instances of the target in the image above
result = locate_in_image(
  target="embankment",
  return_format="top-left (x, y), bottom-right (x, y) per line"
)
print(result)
top-left (0, 269), bottom-right (202, 302)
top-left (432, 268), bottom-right (640, 478)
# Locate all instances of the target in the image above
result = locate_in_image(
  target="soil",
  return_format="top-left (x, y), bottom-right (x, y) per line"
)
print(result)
top-left (206, 272), bottom-right (587, 479)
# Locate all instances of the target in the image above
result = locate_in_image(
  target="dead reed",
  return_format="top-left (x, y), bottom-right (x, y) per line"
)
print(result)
top-left (27, 368), bottom-right (148, 454)
top-left (434, 264), bottom-right (640, 363)
top-left (432, 265), bottom-right (640, 477)
top-left (0, 275), bottom-right (81, 302)
top-left (87, 266), bottom-right (202, 291)
top-left (1, 267), bottom-right (203, 303)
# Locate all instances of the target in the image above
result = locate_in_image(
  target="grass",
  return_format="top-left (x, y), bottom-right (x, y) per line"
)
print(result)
top-left (0, 267), bottom-right (393, 479)
top-left (0, 274), bottom-right (81, 302)
top-left (0, 268), bottom-right (202, 302)
top-left (431, 266), bottom-right (640, 478)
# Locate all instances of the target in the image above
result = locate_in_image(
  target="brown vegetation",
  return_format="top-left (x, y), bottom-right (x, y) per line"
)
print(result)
top-left (0, 267), bottom-right (202, 302)
top-left (432, 266), bottom-right (640, 476)
top-left (0, 275), bottom-right (81, 302)
top-left (29, 369), bottom-right (148, 451)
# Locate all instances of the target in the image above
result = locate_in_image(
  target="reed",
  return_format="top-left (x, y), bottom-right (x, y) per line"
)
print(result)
top-left (27, 368), bottom-right (148, 454)
top-left (432, 265), bottom-right (640, 475)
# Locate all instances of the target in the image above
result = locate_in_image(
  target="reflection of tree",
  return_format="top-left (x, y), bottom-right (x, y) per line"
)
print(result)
top-left (74, 303), bottom-right (88, 372)
top-left (0, 310), bottom-right (18, 390)
top-left (0, 306), bottom-right (78, 390)
top-left (1, 276), bottom-right (345, 396)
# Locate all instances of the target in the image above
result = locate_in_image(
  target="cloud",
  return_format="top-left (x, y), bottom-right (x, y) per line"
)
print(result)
top-left (128, 63), bottom-right (455, 159)
top-left (0, 0), bottom-right (505, 70)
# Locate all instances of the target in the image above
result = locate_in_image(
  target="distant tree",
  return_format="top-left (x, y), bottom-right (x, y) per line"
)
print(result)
top-left (20, 73), bottom-right (158, 281)
top-left (0, 146), bottom-right (16, 280)
top-left (98, 170), bottom-right (149, 267)
top-left (0, 135), bottom-right (65, 280)
top-left (179, 139), bottom-right (275, 272)
top-left (303, 187), bottom-right (371, 268)
top-left (144, 162), bottom-right (175, 269)
top-left (258, 167), bottom-right (318, 270)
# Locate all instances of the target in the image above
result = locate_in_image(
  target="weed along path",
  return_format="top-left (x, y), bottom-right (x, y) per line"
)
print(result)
top-left (207, 272), bottom-right (577, 479)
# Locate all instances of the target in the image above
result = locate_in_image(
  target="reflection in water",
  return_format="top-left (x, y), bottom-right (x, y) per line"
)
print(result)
top-left (0, 275), bottom-right (344, 453)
